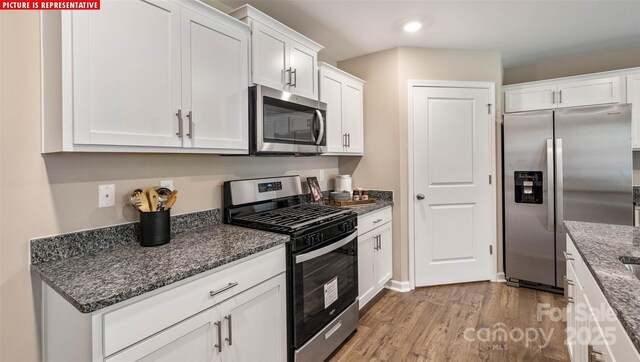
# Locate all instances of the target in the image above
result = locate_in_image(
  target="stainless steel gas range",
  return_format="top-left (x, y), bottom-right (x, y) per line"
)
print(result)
top-left (223, 175), bottom-right (359, 361)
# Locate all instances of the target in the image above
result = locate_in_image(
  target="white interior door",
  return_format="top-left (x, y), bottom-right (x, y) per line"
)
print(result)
top-left (413, 85), bottom-right (492, 286)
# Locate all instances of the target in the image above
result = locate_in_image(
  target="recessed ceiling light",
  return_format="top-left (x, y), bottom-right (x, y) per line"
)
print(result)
top-left (403, 21), bottom-right (422, 33)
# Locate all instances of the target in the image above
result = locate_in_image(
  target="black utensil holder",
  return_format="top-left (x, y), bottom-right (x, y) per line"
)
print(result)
top-left (139, 210), bottom-right (170, 247)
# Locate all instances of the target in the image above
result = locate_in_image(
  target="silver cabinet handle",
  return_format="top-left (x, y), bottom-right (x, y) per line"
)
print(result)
top-left (292, 68), bottom-right (297, 88)
top-left (588, 344), bottom-right (603, 362)
top-left (225, 314), bottom-right (232, 346)
top-left (186, 111), bottom-right (193, 139)
top-left (559, 90), bottom-right (563, 104)
top-left (546, 139), bottom-right (555, 232)
top-left (563, 275), bottom-right (574, 303)
top-left (347, 133), bottom-right (351, 147)
top-left (343, 134), bottom-right (347, 147)
top-left (285, 67), bottom-right (292, 86)
top-left (416, 193), bottom-right (425, 200)
top-left (563, 251), bottom-right (574, 261)
top-left (209, 282), bottom-right (238, 297)
top-left (374, 235), bottom-right (379, 251)
top-left (175, 109), bottom-right (184, 137)
top-left (214, 321), bottom-right (222, 352)
top-left (378, 235), bottom-right (382, 250)
top-left (552, 91), bottom-right (556, 104)
top-left (556, 139), bottom-right (564, 233)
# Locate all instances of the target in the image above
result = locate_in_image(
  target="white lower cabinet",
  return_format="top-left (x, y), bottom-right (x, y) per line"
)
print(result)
top-left (42, 246), bottom-right (286, 362)
top-left (565, 236), bottom-right (640, 362)
top-left (358, 207), bottom-right (392, 309)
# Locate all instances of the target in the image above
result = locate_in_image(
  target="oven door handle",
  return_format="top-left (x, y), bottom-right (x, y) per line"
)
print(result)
top-left (295, 231), bottom-right (357, 264)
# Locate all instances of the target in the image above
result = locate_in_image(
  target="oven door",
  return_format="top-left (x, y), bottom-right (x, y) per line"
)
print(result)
top-left (292, 230), bottom-right (358, 347)
top-left (254, 85), bottom-right (327, 154)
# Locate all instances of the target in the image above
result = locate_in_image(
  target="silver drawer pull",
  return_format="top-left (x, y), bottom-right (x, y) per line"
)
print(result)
top-left (214, 321), bottom-right (222, 352)
top-left (373, 218), bottom-right (383, 224)
top-left (563, 251), bottom-right (574, 261)
top-left (209, 282), bottom-right (238, 297)
top-left (225, 314), bottom-right (233, 346)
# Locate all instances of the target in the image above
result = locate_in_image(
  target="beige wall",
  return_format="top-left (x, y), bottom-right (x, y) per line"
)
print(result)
top-left (339, 47), bottom-right (503, 283)
top-left (504, 46), bottom-right (640, 85)
top-left (0, 12), bottom-right (338, 360)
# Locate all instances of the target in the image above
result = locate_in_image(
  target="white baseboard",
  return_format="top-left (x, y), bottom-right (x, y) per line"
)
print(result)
top-left (385, 280), bottom-right (411, 292)
top-left (495, 272), bottom-right (506, 282)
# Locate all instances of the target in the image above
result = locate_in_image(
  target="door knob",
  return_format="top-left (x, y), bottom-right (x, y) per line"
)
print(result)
top-left (416, 193), bottom-right (425, 200)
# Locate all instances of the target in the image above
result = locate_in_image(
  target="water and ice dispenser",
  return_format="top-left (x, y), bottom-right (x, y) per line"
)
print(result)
top-left (514, 171), bottom-right (543, 204)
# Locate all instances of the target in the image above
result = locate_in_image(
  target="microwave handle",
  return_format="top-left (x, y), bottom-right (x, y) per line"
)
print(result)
top-left (295, 231), bottom-right (356, 264)
top-left (315, 110), bottom-right (325, 146)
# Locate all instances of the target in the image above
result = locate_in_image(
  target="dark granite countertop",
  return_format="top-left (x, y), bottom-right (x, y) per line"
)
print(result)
top-left (564, 221), bottom-right (640, 352)
top-left (32, 224), bottom-right (288, 313)
top-left (346, 200), bottom-right (394, 215)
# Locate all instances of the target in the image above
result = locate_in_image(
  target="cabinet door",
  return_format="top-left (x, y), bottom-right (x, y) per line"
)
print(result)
top-left (557, 76), bottom-right (624, 108)
top-left (71, 0), bottom-right (183, 147)
top-left (358, 231), bottom-right (376, 309)
top-left (627, 74), bottom-right (640, 149)
top-left (584, 294), bottom-right (614, 362)
top-left (319, 71), bottom-right (345, 154)
top-left (504, 84), bottom-right (557, 113)
top-left (289, 41), bottom-right (318, 100)
top-left (105, 308), bottom-right (219, 362)
top-left (374, 224), bottom-right (392, 288)
top-left (220, 273), bottom-right (286, 362)
top-left (251, 22), bottom-right (287, 90)
top-left (342, 82), bottom-right (364, 155)
top-left (181, 9), bottom-right (249, 153)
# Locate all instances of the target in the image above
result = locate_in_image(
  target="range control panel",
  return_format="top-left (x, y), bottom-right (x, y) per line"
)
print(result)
top-left (258, 181), bottom-right (283, 193)
top-left (514, 171), bottom-right (543, 204)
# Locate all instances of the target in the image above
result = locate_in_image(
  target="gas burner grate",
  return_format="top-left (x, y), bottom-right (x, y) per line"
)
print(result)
top-left (232, 204), bottom-right (351, 231)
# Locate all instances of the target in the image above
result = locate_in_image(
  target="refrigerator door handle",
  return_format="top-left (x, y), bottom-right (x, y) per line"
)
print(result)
top-left (556, 138), bottom-right (564, 232)
top-left (546, 139), bottom-right (555, 232)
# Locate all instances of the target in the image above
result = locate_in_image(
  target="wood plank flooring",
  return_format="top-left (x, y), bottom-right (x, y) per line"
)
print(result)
top-left (329, 282), bottom-right (569, 362)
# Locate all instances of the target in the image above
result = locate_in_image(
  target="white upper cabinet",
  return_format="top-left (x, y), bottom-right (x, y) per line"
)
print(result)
top-left (319, 62), bottom-right (365, 156)
top-left (504, 84), bottom-right (556, 113)
top-left (556, 76), bottom-right (624, 108)
top-left (71, 0), bottom-right (183, 148)
top-left (504, 74), bottom-right (625, 113)
top-left (42, 0), bottom-right (250, 154)
top-left (181, 7), bottom-right (248, 153)
top-left (627, 74), bottom-right (640, 149)
top-left (229, 5), bottom-right (323, 100)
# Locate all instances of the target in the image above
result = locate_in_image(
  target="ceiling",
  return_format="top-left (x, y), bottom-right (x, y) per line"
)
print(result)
top-left (220, 0), bottom-right (640, 68)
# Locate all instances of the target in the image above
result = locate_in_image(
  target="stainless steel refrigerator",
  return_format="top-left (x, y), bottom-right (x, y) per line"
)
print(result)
top-left (504, 103), bottom-right (632, 290)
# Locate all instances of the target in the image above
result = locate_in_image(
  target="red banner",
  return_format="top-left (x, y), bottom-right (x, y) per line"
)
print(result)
top-left (1, 0), bottom-right (100, 10)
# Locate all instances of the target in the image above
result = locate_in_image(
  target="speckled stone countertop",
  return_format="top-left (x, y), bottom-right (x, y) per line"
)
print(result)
top-left (32, 223), bottom-right (288, 313)
top-left (564, 221), bottom-right (640, 352)
top-left (346, 200), bottom-right (393, 215)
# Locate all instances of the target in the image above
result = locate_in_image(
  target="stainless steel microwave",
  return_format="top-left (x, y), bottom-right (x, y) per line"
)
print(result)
top-left (249, 85), bottom-right (327, 155)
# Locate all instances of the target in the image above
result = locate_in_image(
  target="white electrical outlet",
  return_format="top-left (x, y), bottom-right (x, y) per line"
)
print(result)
top-left (160, 180), bottom-right (174, 190)
top-left (99, 184), bottom-right (115, 208)
top-left (319, 170), bottom-right (325, 182)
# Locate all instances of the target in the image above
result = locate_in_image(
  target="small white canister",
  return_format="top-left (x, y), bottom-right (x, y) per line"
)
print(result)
top-left (335, 175), bottom-right (352, 196)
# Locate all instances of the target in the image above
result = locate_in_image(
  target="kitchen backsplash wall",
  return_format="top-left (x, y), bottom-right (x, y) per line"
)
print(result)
top-left (0, 12), bottom-right (337, 361)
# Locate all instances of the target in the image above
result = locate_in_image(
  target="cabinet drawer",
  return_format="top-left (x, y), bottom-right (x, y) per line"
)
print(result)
top-left (102, 246), bottom-right (285, 357)
top-left (358, 207), bottom-right (392, 236)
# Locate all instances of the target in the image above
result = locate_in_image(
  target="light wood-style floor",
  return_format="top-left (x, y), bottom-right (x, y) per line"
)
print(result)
top-left (330, 282), bottom-right (568, 361)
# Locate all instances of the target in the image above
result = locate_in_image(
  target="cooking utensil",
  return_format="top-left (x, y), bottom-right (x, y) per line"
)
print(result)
top-left (146, 187), bottom-right (159, 212)
top-left (155, 187), bottom-right (172, 210)
top-left (164, 190), bottom-right (178, 210)
top-left (131, 189), bottom-right (151, 212)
